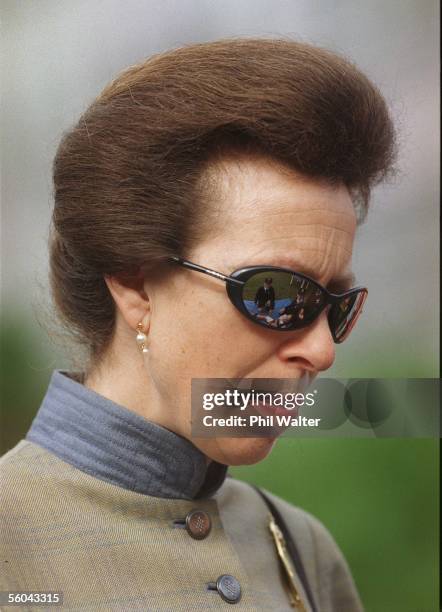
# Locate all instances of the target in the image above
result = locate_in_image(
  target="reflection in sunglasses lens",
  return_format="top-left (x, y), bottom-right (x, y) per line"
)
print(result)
top-left (242, 271), bottom-right (324, 329)
top-left (330, 292), bottom-right (365, 341)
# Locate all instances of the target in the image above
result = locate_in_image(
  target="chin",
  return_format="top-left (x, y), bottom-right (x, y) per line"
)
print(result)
top-left (209, 436), bottom-right (278, 466)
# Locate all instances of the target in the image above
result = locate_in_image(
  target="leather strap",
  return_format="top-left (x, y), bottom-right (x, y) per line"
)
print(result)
top-left (250, 484), bottom-right (318, 612)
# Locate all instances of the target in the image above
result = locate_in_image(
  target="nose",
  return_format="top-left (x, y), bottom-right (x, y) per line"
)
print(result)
top-left (276, 311), bottom-right (336, 373)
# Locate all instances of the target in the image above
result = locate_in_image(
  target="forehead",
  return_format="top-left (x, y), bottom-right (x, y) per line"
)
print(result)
top-left (199, 156), bottom-right (357, 285)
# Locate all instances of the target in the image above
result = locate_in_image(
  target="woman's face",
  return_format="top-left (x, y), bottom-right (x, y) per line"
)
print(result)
top-left (144, 156), bottom-right (357, 466)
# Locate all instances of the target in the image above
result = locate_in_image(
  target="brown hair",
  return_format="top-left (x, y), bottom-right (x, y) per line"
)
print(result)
top-left (49, 38), bottom-right (396, 367)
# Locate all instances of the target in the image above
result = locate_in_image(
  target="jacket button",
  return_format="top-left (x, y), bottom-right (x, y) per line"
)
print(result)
top-left (185, 509), bottom-right (212, 540)
top-left (208, 574), bottom-right (242, 604)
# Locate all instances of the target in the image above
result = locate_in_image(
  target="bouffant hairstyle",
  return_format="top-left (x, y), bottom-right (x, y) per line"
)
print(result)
top-left (49, 38), bottom-right (396, 367)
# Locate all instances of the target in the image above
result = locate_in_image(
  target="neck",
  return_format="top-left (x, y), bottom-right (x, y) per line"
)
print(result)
top-left (26, 370), bottom-right (227, 498)
top-left (83, 358), bottom-right (212, 467)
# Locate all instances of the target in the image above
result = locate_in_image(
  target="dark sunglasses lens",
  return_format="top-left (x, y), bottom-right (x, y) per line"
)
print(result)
top-left (241, 270), bottom-right (325, 329)
top-left (329, 290), bottom-right (367, 343)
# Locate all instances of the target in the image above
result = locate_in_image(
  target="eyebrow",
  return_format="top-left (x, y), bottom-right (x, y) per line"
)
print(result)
top-left (238, 256), bottom-right (357, 291)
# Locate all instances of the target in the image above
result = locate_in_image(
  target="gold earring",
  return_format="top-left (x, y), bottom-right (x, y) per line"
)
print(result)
top-left (136, 322), bottom-right (149, 353)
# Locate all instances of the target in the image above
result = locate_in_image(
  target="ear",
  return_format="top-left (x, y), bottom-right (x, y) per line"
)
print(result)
top-left (104, 271), bottom-right (151, 333)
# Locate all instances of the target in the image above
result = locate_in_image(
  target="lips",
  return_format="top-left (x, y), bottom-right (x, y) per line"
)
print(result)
top-left (254, 398), bottom-right (299, 419)
top-left (249, 388), bottom-right (298, 418)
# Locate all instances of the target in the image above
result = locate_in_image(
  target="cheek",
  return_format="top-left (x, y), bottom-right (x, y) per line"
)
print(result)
top-left (149, 283), bottom-right (263, 383)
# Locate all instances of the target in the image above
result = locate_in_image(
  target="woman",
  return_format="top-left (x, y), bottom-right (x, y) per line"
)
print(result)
top-left (0, 39), bottom-right (395, 610)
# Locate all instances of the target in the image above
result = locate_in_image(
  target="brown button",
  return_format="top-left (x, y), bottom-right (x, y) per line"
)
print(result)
top-left (207, 574), bottom-right (242, 603)
top-left (185, 509), bottom-right (212, 540)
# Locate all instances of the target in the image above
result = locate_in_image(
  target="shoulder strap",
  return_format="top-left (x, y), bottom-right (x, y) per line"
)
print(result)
top-left (250, 484), bottom-right (318, 612)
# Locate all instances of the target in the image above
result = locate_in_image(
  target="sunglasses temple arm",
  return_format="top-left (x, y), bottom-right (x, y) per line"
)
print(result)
top-left (170, 256), bottom-right (244, 287)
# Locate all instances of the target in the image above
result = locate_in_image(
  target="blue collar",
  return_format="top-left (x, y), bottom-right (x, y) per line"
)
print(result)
top-left (26, 370), bottom-right (228, 499)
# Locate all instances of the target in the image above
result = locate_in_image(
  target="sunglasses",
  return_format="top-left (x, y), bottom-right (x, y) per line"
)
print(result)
top-left (170, 256), bottom-right (368, 343)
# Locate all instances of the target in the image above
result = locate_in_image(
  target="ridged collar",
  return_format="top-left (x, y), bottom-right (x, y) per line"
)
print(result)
top-left (26, 370), bottom-right (228, 499)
